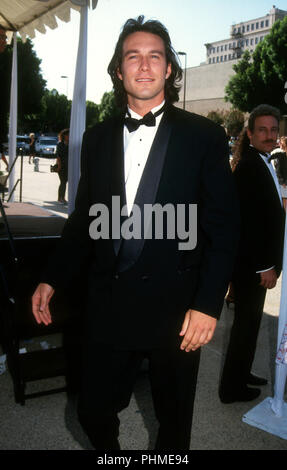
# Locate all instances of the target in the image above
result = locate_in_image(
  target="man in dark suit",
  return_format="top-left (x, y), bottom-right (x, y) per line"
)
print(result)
top-left (219, 104), bottom-right (285, 404)
top-left (32, 16), bottom-right (239, 450)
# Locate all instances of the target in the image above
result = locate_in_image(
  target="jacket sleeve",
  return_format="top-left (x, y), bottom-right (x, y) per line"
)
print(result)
top-left (40, 131), bottom-right (93, 289)
top-left (191, 125), bottom-right (240, 319)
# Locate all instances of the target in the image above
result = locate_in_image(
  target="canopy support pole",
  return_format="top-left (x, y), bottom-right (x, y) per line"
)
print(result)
top-left (8, 32), bottom-right (18, 201)
top-left (67, 3), bottom-right (88, 215)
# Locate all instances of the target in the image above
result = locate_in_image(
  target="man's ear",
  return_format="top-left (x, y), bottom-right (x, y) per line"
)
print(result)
top-left (117, 67), bottom-right (123, 81)
top-left (246, 128), bottom-right (252, 141)
top-left (165, 63), bottom-right (172, 80)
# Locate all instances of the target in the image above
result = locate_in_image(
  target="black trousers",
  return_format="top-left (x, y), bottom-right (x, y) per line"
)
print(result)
top-left (77, 341), bottom-right (201, 450)
top-left (220, 272), bottom-right (266, 392)
top-left (58, 170), bottom-right (67, 201)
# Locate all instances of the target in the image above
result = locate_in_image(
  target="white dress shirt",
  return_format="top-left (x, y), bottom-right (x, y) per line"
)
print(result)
top-left (259, 152), bottom-right (283, 207)
top-left (256, 151), bottom-right (283, 274)
top-left (124, 101), bottom-right (165, 215)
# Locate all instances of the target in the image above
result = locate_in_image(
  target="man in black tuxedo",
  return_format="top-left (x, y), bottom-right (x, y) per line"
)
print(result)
top-left (219, 104), bottom-right (285, 404)
top-left (32, 16), bottom-right (239, 450)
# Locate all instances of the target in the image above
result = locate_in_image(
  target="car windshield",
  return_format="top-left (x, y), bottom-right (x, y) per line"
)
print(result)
top-left (40, 140), bottom-right (57, 146)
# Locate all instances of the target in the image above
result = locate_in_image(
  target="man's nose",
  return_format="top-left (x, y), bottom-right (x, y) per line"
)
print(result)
top-left (140, 56), bottom-right (150, 71)
top-left (266, 130), bottom-right (275, 141)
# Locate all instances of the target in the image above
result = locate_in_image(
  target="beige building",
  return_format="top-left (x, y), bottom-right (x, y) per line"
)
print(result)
top-left (177, 6), bottom-right (287, 119)
top-left (177, 61), bottom-right (236, 115)
top-left (205, 6), bottom-right (287, 66)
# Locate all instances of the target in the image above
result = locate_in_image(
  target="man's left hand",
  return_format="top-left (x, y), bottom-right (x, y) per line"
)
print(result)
top-left (179, 309), bottom-right (217, 352)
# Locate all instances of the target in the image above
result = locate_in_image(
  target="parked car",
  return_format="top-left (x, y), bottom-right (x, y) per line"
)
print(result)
top-left (17, 136), bottom-right (31, 155)
top-left (2, 135), bottom-right (31, 156)
top-left (35, 136), bottom-right (58, 158)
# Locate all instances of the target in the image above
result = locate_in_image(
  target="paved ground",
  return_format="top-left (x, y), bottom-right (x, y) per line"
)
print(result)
top-left (0, 155), bottom-right (286, 451)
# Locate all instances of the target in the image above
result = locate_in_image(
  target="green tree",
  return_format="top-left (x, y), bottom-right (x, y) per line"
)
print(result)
top-left (98, 91), bottom-right (121, 122)
top-left (225, 17), bottom-right (287, 114)
top-left (39, 89), bottom-right (71, 134)
top-left (0, 36), bottom-right (46, 139)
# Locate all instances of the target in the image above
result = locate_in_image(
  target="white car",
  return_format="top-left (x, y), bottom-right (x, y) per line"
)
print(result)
top-left (35, 136), bottom-right (58, 158)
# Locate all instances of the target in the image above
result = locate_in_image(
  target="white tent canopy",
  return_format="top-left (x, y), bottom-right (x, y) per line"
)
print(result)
top-left (0, 0), bottom-right (82, 41)
top-left (0, 0), bottom-right (98, 212)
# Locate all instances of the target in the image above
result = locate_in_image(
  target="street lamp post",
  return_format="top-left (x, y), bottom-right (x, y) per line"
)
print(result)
top-left (177, 51), bottom-right (187, 110)
top-left (61, 75), bottom-right (69, 98)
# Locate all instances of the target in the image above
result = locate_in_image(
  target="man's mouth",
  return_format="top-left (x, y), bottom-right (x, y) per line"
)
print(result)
top-left (136, 78), bottom-right (153, 82)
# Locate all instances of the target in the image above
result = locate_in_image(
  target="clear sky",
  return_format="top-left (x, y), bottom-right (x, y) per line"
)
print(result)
top-left (31, 0), bottom-right (287, 104)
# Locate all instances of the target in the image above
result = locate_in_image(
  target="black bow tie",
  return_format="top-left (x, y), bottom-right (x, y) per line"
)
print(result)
top-left (124, 104), bottom-right (165, 133)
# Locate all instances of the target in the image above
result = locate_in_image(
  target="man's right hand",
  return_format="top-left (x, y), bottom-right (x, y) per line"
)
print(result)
top-left (32, 283), bottom-right (55, 325)
top-left (259, 268), bottom-right (277, 289)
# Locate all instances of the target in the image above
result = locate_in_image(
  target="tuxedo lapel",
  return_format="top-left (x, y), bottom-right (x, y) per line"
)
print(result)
top-left (250, 147), bottom-right (282, 208)
top-left (116, 109), bottom-right (173, 272)
top-left (110, 117), bottom-right (127, 256)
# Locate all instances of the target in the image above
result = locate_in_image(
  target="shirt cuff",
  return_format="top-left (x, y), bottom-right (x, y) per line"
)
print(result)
top-left (256, 266), bottom-right (275, 274)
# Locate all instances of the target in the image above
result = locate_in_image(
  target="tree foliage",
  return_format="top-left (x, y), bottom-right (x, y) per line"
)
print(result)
top-left (0, 36), bottom-right (121, 139)
top-left (98, 91), bottom-right (121, 122)
top-left (207, 109), bottom-right (245, 137)
top-left (38, 89), bottom-right (71, 134)
top-left (0, 37), bottom-right (46, 140)
top-left (225, 17), bottom-right (287, 114)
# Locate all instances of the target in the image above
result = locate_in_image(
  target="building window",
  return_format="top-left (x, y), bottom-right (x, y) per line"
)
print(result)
top-left (228, 54), bottom-right (231, 60)
top-left (242, 25), bottom-right (245, 33)
top-left (246, 38), bottom-right (249, 46)
top-left (255, 37), bottom-right (258, 44)
top-left (247, 24), bottom-right (250, 31)
top-left (238, 27), bottom-right (241, 33)
top-left (256, 22), bottom-right (259, 29)
top-left (250, 38), bottom-right (254, 45)
top-left (251, 23), bottom-right (254, 30)
top-left (265, 19), bottom-right (269, 27)
top-left (224, 55), bottom-right (227, 61)
top-left (225, 44), bottom-right (227, 51)
top-left (217, 46), bottom-right (219, 52)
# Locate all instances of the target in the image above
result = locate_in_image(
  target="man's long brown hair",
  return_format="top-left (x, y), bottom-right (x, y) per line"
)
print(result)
top-left (107, 16), bottom-right (183, 108)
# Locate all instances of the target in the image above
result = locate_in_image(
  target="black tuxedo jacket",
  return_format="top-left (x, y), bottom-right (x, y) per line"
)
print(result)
top-left (42, 105), bottom-right (239, 349)
top-left (232, 145), bottom-right (285, 278)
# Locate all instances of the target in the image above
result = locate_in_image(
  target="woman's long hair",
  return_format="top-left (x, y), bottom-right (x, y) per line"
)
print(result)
top-left (231, 128), bottom-right (250, 171)
top-left (108, 16), bottom-right (183, 108)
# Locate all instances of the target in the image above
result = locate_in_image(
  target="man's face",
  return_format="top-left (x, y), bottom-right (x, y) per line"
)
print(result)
top-left (117, 31), bottom-right (171, 110)
top-left (247, 115), bottom-right (279, 154)
top-left (0, 27), bottom-right (7, 53)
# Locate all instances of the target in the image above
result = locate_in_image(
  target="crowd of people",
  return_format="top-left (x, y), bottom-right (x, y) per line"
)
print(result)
top-left (1, 16), bottom-right (286, 450)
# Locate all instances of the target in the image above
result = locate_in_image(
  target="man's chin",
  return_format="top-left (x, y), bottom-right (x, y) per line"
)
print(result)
top-left (260, 145), bottom-right (276, 153)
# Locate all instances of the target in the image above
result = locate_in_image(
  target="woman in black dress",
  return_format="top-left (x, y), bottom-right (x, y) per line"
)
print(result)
top-left (56, 128), bottom-right (69, 204)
